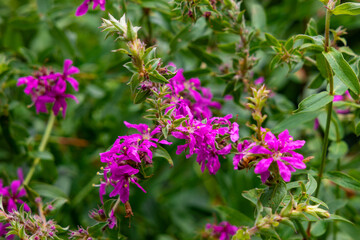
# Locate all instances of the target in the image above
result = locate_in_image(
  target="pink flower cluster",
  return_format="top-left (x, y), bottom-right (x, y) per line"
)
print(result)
top-left (99, 122), bottom-right (171, 204)
top-left (165, 69), bottom-right (239, 174)
top-left (206, 221), bottom-right (238, 240)
top-left (0, 170), bottom-right (29, 239)
top-left (17, 59), bottom-right (79, 117)
top-left (171, 111), bottom-right (238, 175)
top-left (166, 69), bottom-right (221, 119)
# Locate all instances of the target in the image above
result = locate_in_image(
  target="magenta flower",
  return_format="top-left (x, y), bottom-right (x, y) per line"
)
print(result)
top-left (76, 0), bottom-right (106, 16)
top-left (17, 59), bottom-right (79, 117)
top-left (166, 68), bottom-right (221, 119)
top-left (0, 170), bottom-right (30, 213)
top-left (254, 76), bottom-right (265, 85)
top-left (99, 122), bottom-right (171, 204)
top-left (172, 113), bottom-right (236, 174)
top-left (206, 221), bottom-right (238, 240)
top-left (108, 210), bottom-right (117, 229)
top-left (253, 130), bottom-right (306, 183)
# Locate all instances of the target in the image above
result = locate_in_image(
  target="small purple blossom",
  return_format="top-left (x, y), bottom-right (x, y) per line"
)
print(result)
top-left (108, 210), bottom-right (117, 229)
top-left (254, 76), bottom-right (265, 85)
top-left (253, 130), bottom-right (306, 183)
top-left (206, 221), bottom-right (238, 240)
top-left (0, 170), bottom-right (30, 213)
top-left (17, 59), bottom-right (79, 118)
top-left (76, 0), bottom-right (106, 16)
top-left (98, 122), bottom-right (171, 204)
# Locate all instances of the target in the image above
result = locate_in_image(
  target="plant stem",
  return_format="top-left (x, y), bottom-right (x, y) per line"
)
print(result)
top-left (314, 101), bottom-right (333, 197)
top-left (295, 220), bottom-right (309, 240)
top-left (24, 111), bottom-right (56, 185)
top-left (308, 5), bottom-right (334, 237)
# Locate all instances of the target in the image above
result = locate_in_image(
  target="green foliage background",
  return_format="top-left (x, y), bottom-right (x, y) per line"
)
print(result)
top-left (0, 0), bottom-right (360, 239)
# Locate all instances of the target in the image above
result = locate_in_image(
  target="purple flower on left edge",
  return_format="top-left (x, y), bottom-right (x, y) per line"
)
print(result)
top-left (252, 129), bottom-right (306, 183)
top-left (76, 0), bottom-right (106, 16)
top-left (206, 221), bottom-right (238, 240)
top-left (98, 122), bottom-right (171, 204)
top-left (0, 170), bottom-right (30, 240)
top-left (17, 59), bottom-right (79, 118)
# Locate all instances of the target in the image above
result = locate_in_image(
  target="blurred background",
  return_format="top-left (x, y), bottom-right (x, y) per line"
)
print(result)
top-left (0, 0), bottom-right (360, 239)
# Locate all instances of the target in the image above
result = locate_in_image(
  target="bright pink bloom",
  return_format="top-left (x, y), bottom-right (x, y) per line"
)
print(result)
top-left (99, 122), bottom-right (171, 204)
top-left (253, 130), bottom-right (306, 182)
top-left (17, 59), bottom-right (79, 117)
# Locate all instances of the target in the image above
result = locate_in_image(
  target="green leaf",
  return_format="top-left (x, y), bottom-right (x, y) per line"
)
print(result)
top-left (324, 171), bottom-right (360, 191)
top-left (123, 62), bottom-right (138, 73)
top-left (294, 92), bottom-right (333, 113)
top-left (305, 18), bottom-right (318, 36)
top-left (306, 174), bottom-right (317, 195)
top-left (311, 221), bottom-right (327, 237)
top-left (134, 89), bottom-right (151, 104)
top-left (215, 206), bottom-right (253, 226)
top-left (149, 71), bottom-right (169, 83)
top-left (88, 222), bottom-right (108, 237)
top-left (323, 49), bottom-right (360, 95)
top-left (327, 214), bottom-right (353, 224)
top-left (265, 33), bottom-right (281, 47)
top-left (316, 53), bottom-right (330, 78)
top-left (273, 111), bottom-right (321, 133)
top-left (242, 188), bottom-right (264, 205)
top-left (260, 181), bottom-right (287, 212)
top-left (29, 151), bottom-right (53, 160)
top-left (333, 3), bottom-right (360, 16)
top-left (153, 145), bottom-right (173, 167)
top-left (309, 74), bottom-right (325, 89)
top-left (31, 183), bottom-right (68, 199)
top-left (249, 3), bottom-right (266, 30)
top-left (328, 141), bottom-right (348, 160)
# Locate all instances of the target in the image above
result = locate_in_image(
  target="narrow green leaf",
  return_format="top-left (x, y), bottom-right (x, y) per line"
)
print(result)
top-left (215, 206), bottom-right (253, 226)
top-left (333, 3), bottom-right (360, 16)
top-left (260, 181), bottom-right (287, 212)
top-left (149, 71), bottom-right (169, 83)
top-left (309, 74), bottom-right (325, 89)
top-left (305, 18), bottom-right (318, 36)
top-left (327, 214), bottom-right (353, 224)
top-left (242, 188), bottom-right (264, 205)
top-left (328, 141), bottom-right (348, 159)
top-left (265, 33), bottom-right (281, 47)
top-left (31, 183), bottom-right (68, 199)
top-left (294, 92), bottom-right (334, 113)
top-left (273, 111), bottom-right (322, 133)
top-left (134, 89), bottom-right (151, 104)
top-left (323, 49), bottom-right (360, 95)
top-left (306, 174), bottom-right (317, 195)
top-left (324, 171), bottom-right (360, 191)
top-left (153, 145), bottom-right (173, 167)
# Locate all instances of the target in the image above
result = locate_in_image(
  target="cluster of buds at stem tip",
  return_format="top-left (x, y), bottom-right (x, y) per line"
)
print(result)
top-left (246, 85), bottom-right (270, 139)
top-left (280, 195), bottom-right (330, 220)
top-left (100, 14), bottom-right (141, 42)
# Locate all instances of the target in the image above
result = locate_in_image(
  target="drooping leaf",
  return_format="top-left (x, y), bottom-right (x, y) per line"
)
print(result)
top-left (260, 181), bottom-right (287, 212)
top-left (215, 206), bottom-right (253, 226)
top-left (323, 49), bottom-right (360, 95)
top-left (333, 3), bottom-right (360, 16)
top-left (153, 145), bottom-right (173, 167)
top-left (324, 171), bottom-right (360, 191)
top-left (294, 92), bottom-right (333, 113)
